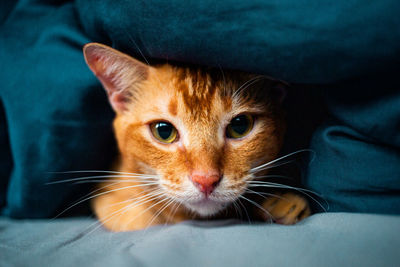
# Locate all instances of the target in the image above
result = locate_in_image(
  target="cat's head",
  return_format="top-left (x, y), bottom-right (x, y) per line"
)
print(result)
top-left (83, 43), bottom-right (286, 216)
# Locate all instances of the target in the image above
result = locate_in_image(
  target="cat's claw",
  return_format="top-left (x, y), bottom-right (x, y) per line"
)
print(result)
top-left (259, 192), bottom-right (311, 225)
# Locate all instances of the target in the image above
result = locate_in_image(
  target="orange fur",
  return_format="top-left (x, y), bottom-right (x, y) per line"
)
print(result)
top-left (83, 43), bottom-right (309, 231)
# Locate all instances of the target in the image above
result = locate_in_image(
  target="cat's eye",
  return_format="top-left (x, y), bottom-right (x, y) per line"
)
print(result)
top-left (150, 121), bottom-right (178, 143)
top-left (226, 114), bottom-right (254, 139)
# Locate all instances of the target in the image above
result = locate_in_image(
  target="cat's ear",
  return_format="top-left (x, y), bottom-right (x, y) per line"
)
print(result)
top-left (273, 81), bottom-right (288, 104)
top-left (263, 77), bottom-right (288, 104)
top-left (251, 76), bottom-right (288, 104)
top-left (83, 43), bottom-right (149, 113)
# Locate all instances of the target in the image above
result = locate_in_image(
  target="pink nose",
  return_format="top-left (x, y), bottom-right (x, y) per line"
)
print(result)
top-left (191, 171), bottom-right (222, 196)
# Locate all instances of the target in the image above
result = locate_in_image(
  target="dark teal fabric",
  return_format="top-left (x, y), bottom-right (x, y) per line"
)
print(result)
top-left (0, 0), bottom-right (399, 218)
top-left (0, 0), bottom-right (115, 217)
top-left (76, 0), bottom-right (400, 83)
top-left (305, 77), bottom-right (400, 213)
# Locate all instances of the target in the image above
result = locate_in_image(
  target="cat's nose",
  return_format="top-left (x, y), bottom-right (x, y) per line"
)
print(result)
top-left (190, 171), bottom-right (222, 196)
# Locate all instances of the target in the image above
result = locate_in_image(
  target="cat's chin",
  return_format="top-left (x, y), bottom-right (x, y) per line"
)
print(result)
top-left (185, 199), bottom-right (228, 217)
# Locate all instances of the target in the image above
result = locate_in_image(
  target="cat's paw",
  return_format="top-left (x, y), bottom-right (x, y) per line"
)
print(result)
top-left (259, 192), bottom-right (311, 225)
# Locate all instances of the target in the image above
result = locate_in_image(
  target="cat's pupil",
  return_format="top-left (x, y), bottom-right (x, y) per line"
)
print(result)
top-left (156, 122), bottom-right (173, 139)
top-left (226, 114), bottom-right (254, 139)
top-left (230, 115), bottom-right (249, 134)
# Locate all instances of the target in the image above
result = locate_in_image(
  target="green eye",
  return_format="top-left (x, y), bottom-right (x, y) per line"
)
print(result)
top-left (150, 121), bottom-right (178, 143)
top-left (226, 114), bottom-right (254, 139)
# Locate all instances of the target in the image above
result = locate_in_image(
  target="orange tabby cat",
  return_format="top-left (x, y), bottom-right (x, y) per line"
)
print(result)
top-left (83, 43), bottom-right (310, 231)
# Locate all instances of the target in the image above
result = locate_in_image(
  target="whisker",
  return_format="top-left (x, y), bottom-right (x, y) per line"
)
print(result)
top-left (231, 200), bottom-right (242, 220)
top-left (48, 170), bottom-right (158, 176)
top-left (84, 202), bottom-right (136, 235)
top-left (117, 193), bottom-right (165, 216)
top-left (251, 160), bottom-right (296, 173)
top-left (223, 194), bottom-right (244, 222)
top-left (247, 182), bottom-right (328, 212)
top-left (88, 192), bottom-right (166, 234)
top-left (109, 191), bottom-right (166, 230)
top-left (87, 201), bottom-right (144, 235)
top-left (244, 188), bottom-right (284, 200)
top-left (46, 175), bottom-right (157, 185)
top-left (217, 64), bottom-right (228, 96)
top-left (124, 29), bottom-right (151, 66)
top-left (247, 181), bottom-right (320, 195)
top-left (236, 198), bottom-right (251, 223)
top-left (171, 202), bottom-right (183, 220)
top-left (104, 192), bottom-right (165, 232)
top-left (124, 29), bottom-right (174, 115)
top-left (51, 181), bottom-right (122, 219)
top-left (145, 198), bottom-right (176, 232)
top-left (72, 180), bottom-right (159, 185)
top-left (52, 182), bottom-right (161, 219)
top-left (239, 195), bottom-right (273, 222)
top-left (165, 201), bottom-right (181, 225)
top-left (250, 174), bottom-right (293, 181)
top-left (123, 196), bottom-right (171, 231)
top-left (250, 149), bottom-right (315, 173)
top-left (233, 75), bottom-right (266, 99)
top-left (104, 189), bottom-right (165, 209)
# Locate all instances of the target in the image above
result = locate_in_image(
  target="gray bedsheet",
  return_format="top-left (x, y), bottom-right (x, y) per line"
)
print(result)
top-left (1, 213), bottom-right (399, 267)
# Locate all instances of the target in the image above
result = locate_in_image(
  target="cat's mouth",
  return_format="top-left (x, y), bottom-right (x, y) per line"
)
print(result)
top-left (185, 197), bottom-right (229, 217)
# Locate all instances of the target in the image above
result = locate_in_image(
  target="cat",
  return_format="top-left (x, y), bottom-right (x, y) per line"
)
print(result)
top-left (83, 43), bottom-right (311, 231)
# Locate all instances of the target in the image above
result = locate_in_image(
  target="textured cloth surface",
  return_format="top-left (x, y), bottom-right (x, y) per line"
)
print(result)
top-left (305, 80), bottom-right (400, 213)
top-left (77, 0), bottom-right (400, 83)
top-left (1, 213), bottom-right (400, 267)
top-left (0, 0), bottom-right (116, 218)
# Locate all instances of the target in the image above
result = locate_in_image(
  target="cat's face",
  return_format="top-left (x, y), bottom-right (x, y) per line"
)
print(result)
top-left (84, 43), bottom-right (286, 217)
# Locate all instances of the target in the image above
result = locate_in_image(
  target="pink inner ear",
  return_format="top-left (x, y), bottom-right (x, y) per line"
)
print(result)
top-left (276, 84), bottom-right (287, 103)
top-left (84, 43), bottom-right (150, 113)
top-left (86, 52), bottom-right (117, 91)
top-left (84, 45), bottom-right (131, 113)
top-left (92, 57), bottom-right (130, 111)
top-left (109, 91), bottom-right (130, 112)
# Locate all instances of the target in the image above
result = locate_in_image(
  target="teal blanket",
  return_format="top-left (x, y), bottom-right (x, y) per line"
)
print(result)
top-left (0, 0), bottom-right (399, 218)
top-left (1, 213), bottom-right (400, 266)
